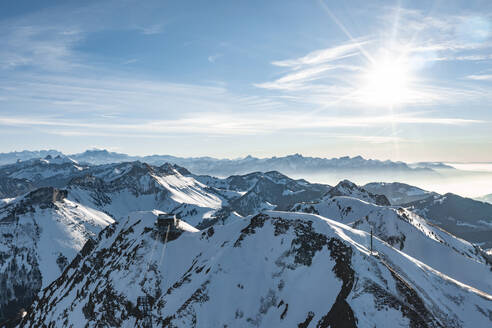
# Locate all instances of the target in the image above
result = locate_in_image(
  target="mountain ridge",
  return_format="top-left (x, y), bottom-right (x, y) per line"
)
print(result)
top-left (0, 149), bottom-right (435, 177)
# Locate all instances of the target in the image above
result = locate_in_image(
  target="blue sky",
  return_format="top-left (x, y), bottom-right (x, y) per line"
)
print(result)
top-left (0, 0), bottom-right (491, 161)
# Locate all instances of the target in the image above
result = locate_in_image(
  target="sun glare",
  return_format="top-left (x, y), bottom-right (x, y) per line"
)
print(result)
top-left (359, 52), bottom-right (414, 107)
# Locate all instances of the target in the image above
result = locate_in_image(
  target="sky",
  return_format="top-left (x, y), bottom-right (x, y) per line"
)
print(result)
top-left (0, 0), bottom-right (491, 162)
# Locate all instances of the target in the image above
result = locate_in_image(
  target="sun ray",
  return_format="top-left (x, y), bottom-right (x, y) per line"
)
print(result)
top-left (318, 0), bottom-right (375, 63)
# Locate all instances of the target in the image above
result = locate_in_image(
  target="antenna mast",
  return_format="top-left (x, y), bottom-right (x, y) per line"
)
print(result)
top-left (370, 229), bottom-right (373, 255)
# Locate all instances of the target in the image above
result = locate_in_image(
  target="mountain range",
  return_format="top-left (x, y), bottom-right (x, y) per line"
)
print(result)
top-left (0, 158), bottom-right (491, 327)
top-left (0, 149), bottom-right (438, 177)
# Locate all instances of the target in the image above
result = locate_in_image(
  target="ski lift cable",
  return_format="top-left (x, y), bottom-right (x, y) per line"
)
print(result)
top-left (159, 224), bottom-right (171, 291)
top-left (144, 218), bottom-right (161, 280)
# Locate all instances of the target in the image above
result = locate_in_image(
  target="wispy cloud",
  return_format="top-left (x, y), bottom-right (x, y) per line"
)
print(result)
top-left (134, 24), bottom-right (163, 35)
top-left (339, 135), bottom-right (407, 144)
top-left (0, 72), bottom-right (284, 121)
top-left (122, 58), bottom-right (138, 65)
top-left (271, 40), bottom-right (369, 68)
top-left (255, 64), bottom-right (358, 91)
top-left (0, 111), bottom-right (482, 139)
top-left (0, 25), bottom-right (84, 71)
top-left (0, 1), bottom-right (168, 72)
top-left (207, 53), bottom-right (223, 63)
top-left (467, 74), bottom-right (492, 81)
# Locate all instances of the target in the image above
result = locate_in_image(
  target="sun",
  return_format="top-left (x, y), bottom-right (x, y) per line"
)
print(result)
top-left (359, 52), bottom-right (414, 107)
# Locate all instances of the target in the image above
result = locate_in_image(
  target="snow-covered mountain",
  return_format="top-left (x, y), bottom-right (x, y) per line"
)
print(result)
top-left (19, 210), bottom-right (492, 327)
top-left (0, 159), bottom-right (334, 229)
top-left (201, 171), bottom-right (331, 217)
top-left (65, 162), bottom-right (225, 227)
top-left (403, 193), bottom-right (492, 249)
top-left (364, 182), bottom-right (436, 205)
top-left (64, 163), bottom-right (335, 228)
top-left (0, 156), bottom-right (88, 198)
top-left (325, 180), bottom-right (390, 206)
top-left (291, 194), bottom-right (492, 294)
top-left (363, 182), bottom-right (492, 250)
top-left (0, 187), bottom-right (113, 325)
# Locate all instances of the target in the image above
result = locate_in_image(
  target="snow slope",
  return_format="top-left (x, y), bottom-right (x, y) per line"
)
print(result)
top-left (20, 211), bottom-right (492, 328)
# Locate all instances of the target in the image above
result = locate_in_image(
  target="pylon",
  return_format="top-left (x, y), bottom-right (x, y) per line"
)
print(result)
top-left (370, 229), bottom-right (373, 255)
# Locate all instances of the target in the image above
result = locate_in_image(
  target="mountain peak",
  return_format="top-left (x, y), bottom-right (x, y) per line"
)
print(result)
top-left (331, 179), bottom-right (359, 191)
top-left (158, 162), bottom-right (191, 176)
top-left (327, 180), bottom-right (391, 206)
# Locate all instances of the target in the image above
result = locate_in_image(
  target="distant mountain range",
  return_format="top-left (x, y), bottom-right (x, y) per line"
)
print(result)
top-left (1, 157), bottom-right (492, 327)
top-left (0, 149), bottom-right (441, 177)
top-left (409, 162), bottom-right (456, 170)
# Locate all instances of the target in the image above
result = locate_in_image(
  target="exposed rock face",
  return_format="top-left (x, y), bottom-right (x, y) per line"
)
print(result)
top-left (0, 177), bottom-right (33, 199)
top-left (0, 236), bottom-right (43, 327)
top-left (24, 187), bottom-right (68, 206)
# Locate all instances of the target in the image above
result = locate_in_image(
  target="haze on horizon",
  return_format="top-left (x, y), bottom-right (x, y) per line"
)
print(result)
top-left (0, 0), bottom-right (491, 162)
